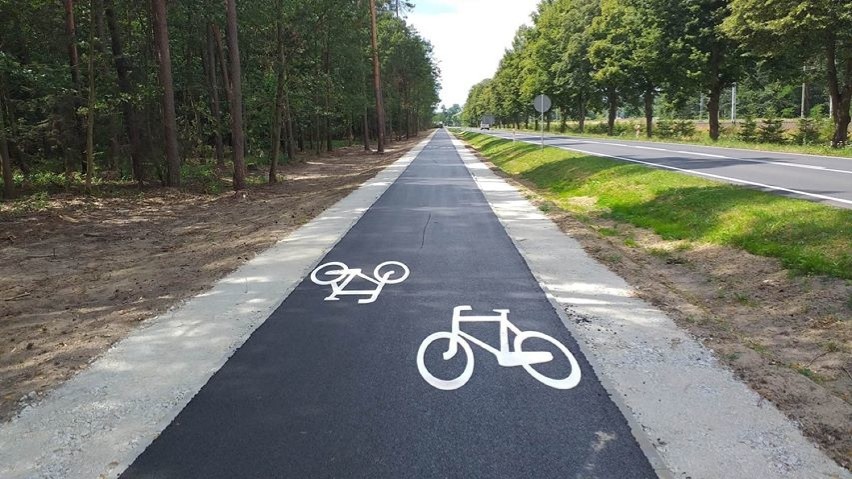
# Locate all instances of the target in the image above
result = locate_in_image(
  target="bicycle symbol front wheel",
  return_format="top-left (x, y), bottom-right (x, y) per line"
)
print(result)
top-left (374, 261), bottom-right (410, 284)
top-left (417, 332), bottom-right (474, 390)
top-left (514, 331), bottom-right (581, 390)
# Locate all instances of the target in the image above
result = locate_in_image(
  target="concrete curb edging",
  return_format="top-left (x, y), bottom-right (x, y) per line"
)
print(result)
top-left (450, 134), bottom-right (850, 479)
top-left (0, 132), bottom-right (435, 479)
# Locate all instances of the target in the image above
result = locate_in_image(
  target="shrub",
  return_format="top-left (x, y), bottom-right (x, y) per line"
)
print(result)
top-left (738, 116), bottom-right (758, 142)
top-left (588, 122), bottom-right (609, 135)
top-left (672, 119), bottom-right (696, 138)
top-left (656, 119), bottom-right (674, 138)
top-left (181, 163), bottom-right (225, 194)
top-left (758, 116), bottom-right (785, 143)
top-left (792, 118), bottom-right (821, 145)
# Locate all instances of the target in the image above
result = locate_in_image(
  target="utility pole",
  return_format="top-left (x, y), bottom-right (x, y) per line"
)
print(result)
top-left (801, 82), bottom-right (807, 118)
top-left (369, 0), bottom-right (385, 153)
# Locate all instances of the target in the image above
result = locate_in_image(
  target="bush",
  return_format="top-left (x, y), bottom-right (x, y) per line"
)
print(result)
top-left (588, 122), bottom-right (610, 135)
top-left (758, 116), bottom-right (785, 143)
top-left (672, 119), bottom-right (696, 138)
top-left (738, 116), bottom-right (758, 142)
top-left (792, 118), bottom-right (822, 145)
top-left (656, 119), bottom-right (674, 138)
top-left (181, 163), bottom-right (225, 194)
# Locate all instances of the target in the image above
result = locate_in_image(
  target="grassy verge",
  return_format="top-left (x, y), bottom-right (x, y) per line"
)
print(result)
top-left (457, 131), bottom-right (852, 279)
top-left (496, 126), bottom-right (852, 159)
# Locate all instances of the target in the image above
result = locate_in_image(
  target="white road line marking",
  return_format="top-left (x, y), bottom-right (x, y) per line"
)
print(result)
top-left (492, 133), bottom-right (852, 206)
top-left (494, 130), bottom-right (852, 174)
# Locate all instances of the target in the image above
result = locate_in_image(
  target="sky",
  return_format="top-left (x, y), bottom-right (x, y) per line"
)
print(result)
top-left (407, 0), bottom-right (540, 109)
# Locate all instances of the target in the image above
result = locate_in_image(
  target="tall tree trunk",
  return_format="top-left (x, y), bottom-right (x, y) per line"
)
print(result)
top-left (204, 23), bottom-right (225, 166)
top-left (151, 0), bottom-right (180, 186)
top-left (707, 43), bottom-right (724, 141)
top-left (223, 0), bottom-right (246, 190)
top-left (283, 84), bottom-right (296, 161)
top-left (606, 86), bottom-right (618, 136)
top-left (644, 87), bottom-right (654, 138)
top-left (369, 0), bottom-right (385, 153)
top-left (0, 92), bottom-right (14, 199)
top-left (826, 33), bottom-right (852, 147)
top-left (105, 0), bottom-right (144, 184)
top-left (323, 41), bottom-right (332, 153)
top-left (269, 21), bottom-right (286, 184)
top-left (63, 0), bottom-right (85, 176)
top-left (362, 107), bottom-right (370, 150)
top-left (85, 0), bottom-right (96, 192)
top-left (707, 85), bottom-right (722, 141)
top-left (577, 94), bottom-right (586, 133)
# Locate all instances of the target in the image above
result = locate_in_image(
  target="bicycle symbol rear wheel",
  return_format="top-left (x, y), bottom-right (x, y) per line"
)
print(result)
top-left (310, 262), bottom-right (349, 285)
top-left (514, 331), bottom-right (581, 390)
top-left (417, 332), bottom-right (474, 390)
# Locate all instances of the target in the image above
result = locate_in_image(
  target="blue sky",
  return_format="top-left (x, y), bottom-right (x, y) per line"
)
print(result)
top-left (408, 0), bottom-right (540, 108)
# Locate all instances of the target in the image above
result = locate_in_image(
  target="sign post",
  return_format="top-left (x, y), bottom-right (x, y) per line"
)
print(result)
top-left (533, 94), bottom-right (552, 149)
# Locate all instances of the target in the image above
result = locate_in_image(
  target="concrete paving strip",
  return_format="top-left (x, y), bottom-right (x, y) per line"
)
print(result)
top-left (0, 132), bottom-right (435, 479)
top-left (450, 135), bottom-right (851, 479)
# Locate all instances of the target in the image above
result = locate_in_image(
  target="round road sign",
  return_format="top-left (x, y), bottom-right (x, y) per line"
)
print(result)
top-left (534, 94), bottom-right (552, 113)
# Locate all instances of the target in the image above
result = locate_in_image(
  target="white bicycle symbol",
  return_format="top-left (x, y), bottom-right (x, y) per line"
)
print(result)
top-left (417, 306), bottom-right (582, 390)
top-left (310, 261), bottom-right (410, 304)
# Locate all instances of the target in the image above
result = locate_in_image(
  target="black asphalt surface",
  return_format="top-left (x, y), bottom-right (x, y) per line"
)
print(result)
top-left (122, 130), bottom-right (656, 478)
top-left (484, 130), bottom-right (852, 209)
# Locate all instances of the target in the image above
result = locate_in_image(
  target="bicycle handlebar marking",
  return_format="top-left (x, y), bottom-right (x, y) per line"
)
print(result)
top-left (417, 306), bottom-right (582, 391)
top-left (310, 261), bottom-right (410, 304)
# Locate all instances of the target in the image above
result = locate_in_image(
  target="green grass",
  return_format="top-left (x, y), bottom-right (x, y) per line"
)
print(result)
top-left (499, 125), bottom-right (852, 159)
top-left (458, 131), bottom-right (852, 279)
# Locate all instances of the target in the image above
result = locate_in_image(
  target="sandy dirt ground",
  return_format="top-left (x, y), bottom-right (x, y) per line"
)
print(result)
top-left (465, 146), bottom-right (852, 470)
top-left (0, 137), bottom-right (422, 423)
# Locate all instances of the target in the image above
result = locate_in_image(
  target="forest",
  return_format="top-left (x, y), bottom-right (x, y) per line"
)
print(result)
top-left (0, 0), bottom-right (440, 199)
top-left (462, 0), bottom-right (852, 148)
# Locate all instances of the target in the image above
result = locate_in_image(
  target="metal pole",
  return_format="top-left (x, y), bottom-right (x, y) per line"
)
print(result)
top-left (801, 82), bottom-right (807, 118)
top-left (731, 83), bottom-right (737, 123)
top-left (699, 93), bottom-right (703, 120)
top-left (540, 93), bottom-right (544, 149)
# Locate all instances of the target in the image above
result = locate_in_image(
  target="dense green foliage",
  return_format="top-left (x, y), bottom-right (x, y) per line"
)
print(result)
top-left (0, 0), bottom-right (439, 198)
top-left (463, 0), bottom-right (851, 146)
top-left (457, 131), bottom-right (852, 279)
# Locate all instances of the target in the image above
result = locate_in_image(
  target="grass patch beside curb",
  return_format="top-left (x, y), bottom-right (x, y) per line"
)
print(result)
top-left (457, 131), bottom-right (852, 279)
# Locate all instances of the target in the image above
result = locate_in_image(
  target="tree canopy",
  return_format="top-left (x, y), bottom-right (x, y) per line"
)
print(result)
top-left (463, 0), bottom-right (850, 145)
top-left (0, 0), bottom-right (441, 199)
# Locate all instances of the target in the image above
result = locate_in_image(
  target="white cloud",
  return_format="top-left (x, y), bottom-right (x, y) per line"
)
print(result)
top-left (408, 0), bottom-right (539, 108)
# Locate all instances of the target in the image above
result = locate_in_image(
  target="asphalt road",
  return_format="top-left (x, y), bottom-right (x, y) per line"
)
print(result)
top-left (483, 130), bottom-right (852, 209)
top-left (121, 130), bottom-right (657, 478)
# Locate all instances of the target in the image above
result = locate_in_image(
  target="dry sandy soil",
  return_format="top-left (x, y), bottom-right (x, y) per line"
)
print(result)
top-left (467, 147), bottom-right (852, 470)
top-left (0, 137), bottom-right (421, 423)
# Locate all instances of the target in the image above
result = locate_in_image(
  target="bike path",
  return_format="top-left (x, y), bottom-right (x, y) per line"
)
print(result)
top-left (122, 129), bottom-right (657, 478)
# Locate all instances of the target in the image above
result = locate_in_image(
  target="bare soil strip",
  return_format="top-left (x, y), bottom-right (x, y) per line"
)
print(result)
top-left (0, 138), bottom-right (421, 422)
top-left (465, 145), bottom-right (852, 470)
